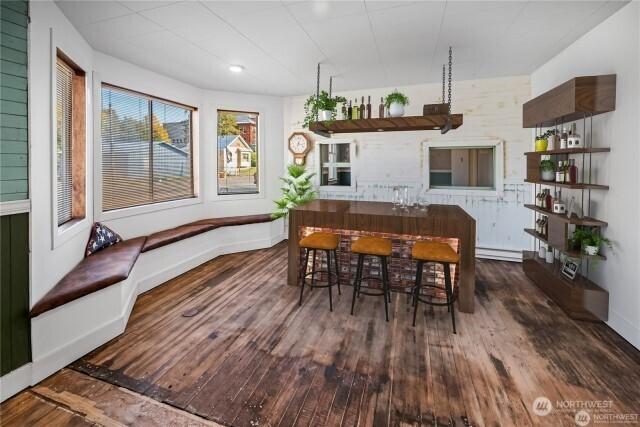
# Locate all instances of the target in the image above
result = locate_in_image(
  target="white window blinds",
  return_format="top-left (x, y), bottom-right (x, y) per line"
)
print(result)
top-left (56, 58), bottom-right (73, 225)
top-left (101, 85), bottom-right (194, 212)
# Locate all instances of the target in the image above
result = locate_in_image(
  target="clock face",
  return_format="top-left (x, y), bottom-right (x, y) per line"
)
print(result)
top-left (289, 134), bottom-right (309, 154)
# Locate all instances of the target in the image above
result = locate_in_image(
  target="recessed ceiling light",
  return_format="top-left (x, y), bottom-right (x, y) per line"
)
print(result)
top-left (229, 65), bottom-right (244, 73)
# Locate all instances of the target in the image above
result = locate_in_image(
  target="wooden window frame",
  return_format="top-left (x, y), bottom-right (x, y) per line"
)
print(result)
top-left (55, 49), bottom-right (86, 227)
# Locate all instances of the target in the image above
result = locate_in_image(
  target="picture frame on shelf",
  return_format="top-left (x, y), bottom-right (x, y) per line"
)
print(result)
top-left (561, 258), bottom-right (581, 280)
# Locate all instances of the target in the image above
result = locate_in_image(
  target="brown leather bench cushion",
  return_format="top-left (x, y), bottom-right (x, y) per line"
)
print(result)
top-left (142, 214), bottom-right (274, 252)
top-left (30, 237), bottom-right (146, 318)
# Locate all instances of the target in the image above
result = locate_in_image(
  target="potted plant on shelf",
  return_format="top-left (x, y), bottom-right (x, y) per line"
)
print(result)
top-left (540, 157), bottom-right (555, 181)
top-left (271, 164), bottom-right (316, 220)
top-left (569, 228), bottom-right (612, 256)
top-left (302, 91), bottom-right (346, 128)
top-left (384, 90), bottom-right (409, 117)
top-left (535, 129), bottom-right (557, 152)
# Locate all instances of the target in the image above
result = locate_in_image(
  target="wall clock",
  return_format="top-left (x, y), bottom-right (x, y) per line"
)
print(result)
top-left (288, 132), bottom-right (312, 166)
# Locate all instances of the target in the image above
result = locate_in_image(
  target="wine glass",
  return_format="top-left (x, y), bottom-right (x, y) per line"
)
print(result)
top-left (402, 186), bottom-right (410, 211)
top-left (392, 186), bottom-right (400, 210)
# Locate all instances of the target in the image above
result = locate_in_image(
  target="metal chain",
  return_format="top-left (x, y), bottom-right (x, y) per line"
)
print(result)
top-left (442, 65), bottom-right (445, 104)
top-left (316, 63), bottom-right (320, 120)
top-left (448, 47), bottom-right (452, 115)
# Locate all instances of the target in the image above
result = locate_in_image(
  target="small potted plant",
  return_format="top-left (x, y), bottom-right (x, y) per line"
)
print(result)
top-left (302, 91), bottom-right (346, 128)
top-left (384, 90), bottom-right (409, 117)
top-left (540, 157), bottom-right (555, 181)
top-left (569, 228), bottom-right (611, 256)
top-left (535, 129), bottom-right (557, 152)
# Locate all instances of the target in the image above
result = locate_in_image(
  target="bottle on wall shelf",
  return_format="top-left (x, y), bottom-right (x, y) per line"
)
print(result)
top-left (568, 123), bottom-right (582, 148)
top-left (556, 161), bottom-right (564, 183)
top-left (366, 96), bottom-right (372, 119)
top-left (347, 100), bottom-right (353, 120)
top-left (545, 189), bottom-right (553, 211)
top-left (352, 98), bottom-right (358, 119)
top-left (379, 97), bottom-right (385, 118)
top-left (560, 128), bottom-right (568, 149)
top-left (359, 97), bottom-right (365, 119)
top-left (568, 159), bottom-right (578, 184)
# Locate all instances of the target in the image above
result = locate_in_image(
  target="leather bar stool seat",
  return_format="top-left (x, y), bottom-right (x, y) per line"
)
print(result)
top-left (352, 236), bottom-right (392, 257)
top-left (411, 240), bottom-right (459, 332)
top-left (298, 232), bottom-right (341, 311)
top-left (350, 236), bottom-right (392, 321)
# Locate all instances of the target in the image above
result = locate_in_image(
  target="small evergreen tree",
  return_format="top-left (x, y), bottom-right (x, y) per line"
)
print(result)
top-left (272, 164), bottom-right (316, 219)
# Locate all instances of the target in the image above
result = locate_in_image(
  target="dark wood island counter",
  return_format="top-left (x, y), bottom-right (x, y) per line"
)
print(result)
top-left (288, 199), bottom-right (477, 313)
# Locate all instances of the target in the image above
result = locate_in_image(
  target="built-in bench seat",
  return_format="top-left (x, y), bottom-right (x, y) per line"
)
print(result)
top-left (142, 214), bottom-right (273, 252)
top-left (30, 214), bottom-right (274, 318)
top-left (30, 237), bottom-right (146, 318)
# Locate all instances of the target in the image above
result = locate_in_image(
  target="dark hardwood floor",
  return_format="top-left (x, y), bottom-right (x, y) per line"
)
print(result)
top-left (2, 241), bottom-right (639, 426)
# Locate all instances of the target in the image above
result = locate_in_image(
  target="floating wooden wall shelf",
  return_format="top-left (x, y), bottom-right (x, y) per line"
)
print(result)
top-left (309, 114), bottom-right (463, 137)
top-left (523, 74), bottom-right (616, 128)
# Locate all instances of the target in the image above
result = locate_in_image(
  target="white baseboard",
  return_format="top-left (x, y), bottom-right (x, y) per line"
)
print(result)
top-left (607, 310), bottom-right (640, 350)
top-left (0, 363), bottom-right (32, 401)
top-left (0, 224), bottom-right (285, 402)
top-left (476, 246), bottom-right (523, 262)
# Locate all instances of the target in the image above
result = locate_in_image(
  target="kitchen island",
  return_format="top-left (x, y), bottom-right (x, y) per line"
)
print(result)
top-left (288, 199), bottom-right (477, 313)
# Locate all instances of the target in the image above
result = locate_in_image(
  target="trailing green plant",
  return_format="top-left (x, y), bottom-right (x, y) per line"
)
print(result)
top-left (384, 90), bottom-right (409, 108)
top-left (302, 91), bottom-right (347, 128)
top-left (271, 164), bottom-right (316, 219)
top-left (568, 228), bottom-right (612, 252)
top-left (537, 129), bottom-right (557, 141)
top-left (540, 159), bottom-right (555, 171)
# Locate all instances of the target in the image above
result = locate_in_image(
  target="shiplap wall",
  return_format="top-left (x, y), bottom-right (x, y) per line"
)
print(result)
top-left (0, 1), bottom-right (29, 202)
top-left (283, 75), bottom-right (533, 260)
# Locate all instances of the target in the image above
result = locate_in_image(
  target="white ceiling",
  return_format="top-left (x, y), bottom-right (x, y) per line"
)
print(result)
top-left (55, 0), bottom-right (628, 96)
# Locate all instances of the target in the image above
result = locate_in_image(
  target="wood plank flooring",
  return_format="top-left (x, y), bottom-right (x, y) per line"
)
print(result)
top-left (2, 241), bottom-right (639, 426)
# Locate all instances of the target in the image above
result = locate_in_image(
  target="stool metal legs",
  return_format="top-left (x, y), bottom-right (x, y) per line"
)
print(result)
top-left (299, 248), bottom-right (340, 311)
top-left (350, 254), bottom-right (390, 322)
top-left (412, 261), bottom-right (456, 333)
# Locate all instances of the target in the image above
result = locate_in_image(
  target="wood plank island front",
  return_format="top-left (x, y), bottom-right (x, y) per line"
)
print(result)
top-left (287, 199), bottom-right (477, 313)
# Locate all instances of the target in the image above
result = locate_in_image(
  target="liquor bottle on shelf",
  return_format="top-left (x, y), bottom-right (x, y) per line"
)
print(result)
top-left (359, 97), bottom-right (365, 119)
top-left (379, 97), bottom-right (385, 118)
top-left (568, 123), bottom-right (582, 148)
top-left (352, 99), bottom-right (359, 119)
top-left (556, 161), bottom-right (564, 183)
top-left (545, 189), bottom-right (553, 211)
top-left (347, 100), bottom-right (353, 120)
top-left (560, 128), bottom-right (568, 149)
top-left (568, 159), bottom-right (578, 184)
top-left (535, 191), bottom-right (543, 207)
top-left (366, 96), bottom-right (372, 119)
top-left (564, 161), bottom-right (570, 183)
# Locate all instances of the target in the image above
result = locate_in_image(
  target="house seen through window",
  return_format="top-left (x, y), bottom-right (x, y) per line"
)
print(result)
top-left (429, 147), bottom-right (495, 189)
top-left (101, 85), bottom-right (195, 211)
top-left (217, 110), bottom-right (259, 195)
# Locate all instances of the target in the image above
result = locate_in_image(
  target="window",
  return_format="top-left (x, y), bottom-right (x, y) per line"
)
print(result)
top-left (56, 52), bottom-right (85, 226)
top-left (319, 142), bottom-right (351, 186)
top-left (101, 85), bottom-right (195, 211)
top-left (429, 147), bottom-right (495, 189)
top-left (217, 110), bottom-right (258, 195)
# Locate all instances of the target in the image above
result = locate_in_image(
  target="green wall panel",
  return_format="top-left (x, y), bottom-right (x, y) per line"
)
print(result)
top-left (0, 213), bottom-right (31, 376)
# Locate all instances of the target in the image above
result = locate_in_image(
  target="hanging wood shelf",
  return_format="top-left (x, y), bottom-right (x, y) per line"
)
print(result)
top-left (309, 114), bottom-right (463, 137)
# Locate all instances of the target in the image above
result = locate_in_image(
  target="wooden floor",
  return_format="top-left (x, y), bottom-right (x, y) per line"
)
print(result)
top-left (3, 241), bottom-right (639, 426)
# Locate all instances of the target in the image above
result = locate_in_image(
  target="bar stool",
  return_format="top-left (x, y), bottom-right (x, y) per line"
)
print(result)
top-left (411, 241), bottom-right (459, 333)
top-left (350, 236), bottom-right (392, 321)
top-left (298, 232), bottom-right (341, 311)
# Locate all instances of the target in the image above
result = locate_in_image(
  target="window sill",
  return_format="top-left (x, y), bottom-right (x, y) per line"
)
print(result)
top-left (214, 192), bottom-right (263, 202)
top-left (426, 188), bottom-right (502, 197)
top-left (53, 216), bottom-right (90, 249)
top-left (96, 196), bottom-right (203, 222)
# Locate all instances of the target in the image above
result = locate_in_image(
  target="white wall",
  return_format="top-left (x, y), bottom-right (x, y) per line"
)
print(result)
top-left (283, 75), bottom-right (532, 260)
top-left (29, 0), bottom-right (285, 306)
top-left (531, 2), bottom-right (640, 349)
